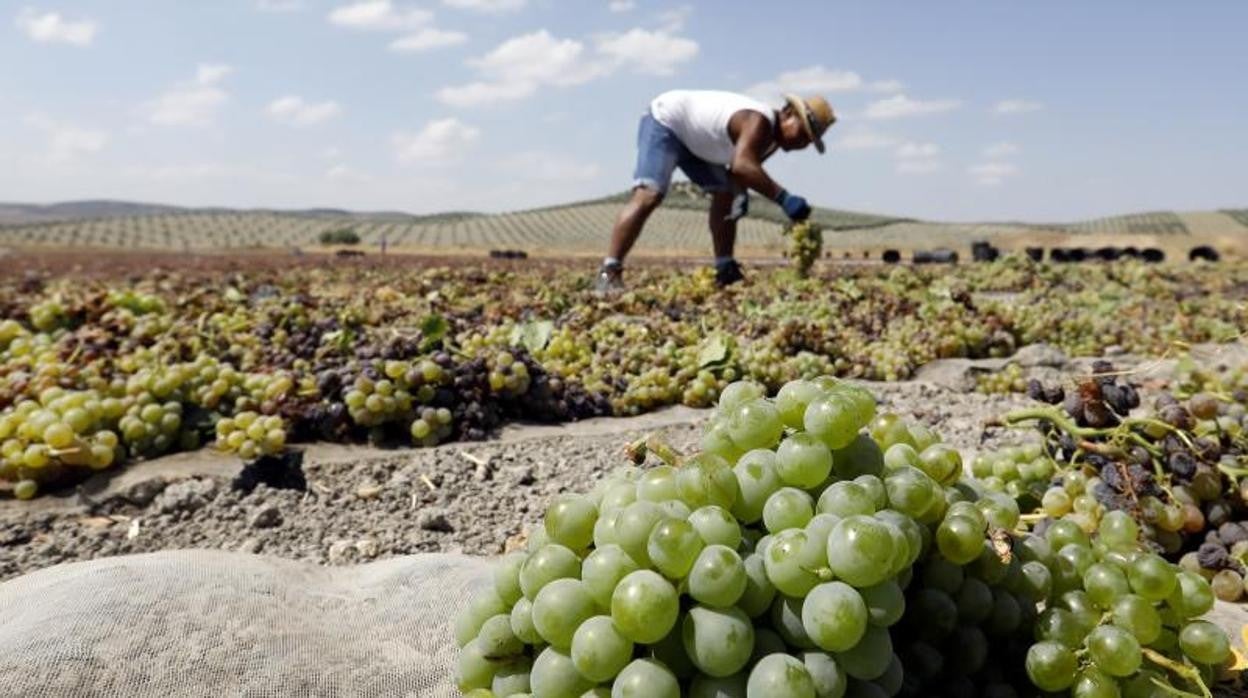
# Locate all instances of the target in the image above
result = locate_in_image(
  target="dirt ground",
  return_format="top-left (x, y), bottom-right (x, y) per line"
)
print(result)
top-left (0, 379), bottom-right (1038, 581)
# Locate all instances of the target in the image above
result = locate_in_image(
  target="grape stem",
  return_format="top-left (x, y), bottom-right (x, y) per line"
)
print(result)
top-left (1141, 647), bottom-right (1212, 698)
top-left (643, 436), bottom-right (684, 467)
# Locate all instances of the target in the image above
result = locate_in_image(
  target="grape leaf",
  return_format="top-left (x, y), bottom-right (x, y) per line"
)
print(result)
top-left (420, 315), bottom-right (450, 347)
top-left (511, 320), bottom-right (554, 353)
top-left (698, 334), bottom-right (733, 368)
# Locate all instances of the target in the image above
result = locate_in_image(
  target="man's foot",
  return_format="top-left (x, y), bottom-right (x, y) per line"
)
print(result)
top-left (715, 260), bottom-right (745, 287)
top-left (595, 264), bottom-right (625, 294)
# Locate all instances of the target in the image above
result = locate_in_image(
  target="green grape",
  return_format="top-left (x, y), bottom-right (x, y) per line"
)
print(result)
top-left (689, 545), bottom-right (748, 608)
top-left (638, 466), bottom-right (680, 502)
top-left (802, 582), bottom-right (868, 652)
top-left (764, 529), bottom-right (821, 597)
top-left (509, 598), bottom-right (540, 644)
top-left (570, 615), bottom-right (633, 682)
top-left (648, 518), bottom-right (704, 579)
top-left (519, 544), bottom-right (581, 600)
top-left (1098, 510), bottom-right (1140, 549)
top-left (801, 651), bottom-right (847, 698)
top-left (776, 433), bottom-right (833, 489)
top-left (1179, 621), bottom-right (1230, 665)
top-left (921, 557), bottom-right (963, 596)
top-left (764, 487), bottom-right (815, 533)
top-left (805, 394), bottom-right (861, 450)
top-left (531, 578), bottom-right (595, 650)
top-left (600, 481), bottom-right (638, 513)
top-left (883, 443), bottom-right (920, 472)
top-left (817, 482), bottom-right (875, 518)
top-left (834, 625), bottom-right (892, 681)
top-left (719, 381), bottom-right (765, 412)
top-left (831, 435), bottom-right (884, 480)
top-left (676, 452), bottom-right (740, 510)
top-left (1169, 571), bottom-right (1215, 618)
top-left (683, 605), bottom-right (755, 677)
top-left (1087, 625), bottom-right (1142, 677)
top-left (493, 552), bottom-right (526, 606)
top-left (771, 594), bottom-right (816, 649)
top-left (826, 515), bottom-right (897, 588)
top-left (853, 475), bottom-right (887, 510)
top-left (777, 380), bottom-right (824, 429)
top-left (1085, 563), bottom-right (1131, 609)
top-left (748, 653), bottom-right (817, 698)
top-left (859, 580), bottom-right (905, 627)
top-left (530, 647), bottom-right (593, 698)
top-left (911, 589), bottom-right (957, 642)
top-left (1019, 560), bottom-right (1053, 603)
top-left (883, 467), bottom-right (939, 520)
top-left (1025, 641), bottom-right (1078, 692)
top-left (650, 622), bottom-right (697, 680)
top-left (614, 500), bottom-right (665, 567)
top-left (1046, 519), bottom-right (1090, 551)
top-left (728, 398), bottom-right (784, 451)
top-left (733, 449), bottom-right (783, 524)
top-left (916, 444), bottom-right (962, 485)
top-left (611, 570), bottom-right (679, 644)
top-left (987, 588), bottom-right (1022, 636)
top-left (455, 590), bottom-right (506, 647)
top-left (490, 656), bottom-right (532, 696)
top-left (1128, 554), bottom-right (1178, 602)
top-left (1111, 595), bottom-right (1162, 645)
top-left (581, 544), bottom-right (640, 609)
top-left (477, 614), bottom-right (523, 659)
top-left (936, 514), bottom-right (986, 565)
top-left (689, 505), bottom-right (743, 549)
top-left (738, 553), bottom-right (777, 618)
top-left (1035, 608), bottom-right (1086, 649)
top-left (455, 639), bottom-right (501, 692)
top-left (1071, 667), bottom-right (1118, 698)
top-left (613, 658), bottom-right (680, 698)
top-left (956, 577), bottom-right (994, 625)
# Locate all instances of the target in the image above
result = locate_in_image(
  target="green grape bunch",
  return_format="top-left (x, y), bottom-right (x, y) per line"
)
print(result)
top-left (783, 221), bottom-right (823, 279)
top-left (214, 411), bottom-right (288, 461)
top-left (455, 376), bottom-right (1233, 697)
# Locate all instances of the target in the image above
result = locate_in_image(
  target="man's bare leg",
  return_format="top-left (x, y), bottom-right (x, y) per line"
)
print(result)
top-left (606, 186), bottom-right (664, 262)
top-left (708, 191), bottom-right (737, 259)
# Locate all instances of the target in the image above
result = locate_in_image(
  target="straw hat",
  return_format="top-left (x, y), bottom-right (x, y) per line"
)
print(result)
top-left (783, 94), bottom-right (836, 154)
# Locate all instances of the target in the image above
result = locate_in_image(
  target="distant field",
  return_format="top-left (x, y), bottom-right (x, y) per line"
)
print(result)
top-left (0, 193), bottom-right (1244, 258)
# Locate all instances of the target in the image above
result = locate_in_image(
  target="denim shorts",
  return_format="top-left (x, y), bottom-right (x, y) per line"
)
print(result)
top-left (632, 113), bottom-right (732, 195)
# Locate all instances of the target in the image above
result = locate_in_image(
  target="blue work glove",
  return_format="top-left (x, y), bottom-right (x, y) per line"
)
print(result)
top-left (775, 189), bottom-right (811, 221)
top-left (726, 191), bottom-right (749, 222)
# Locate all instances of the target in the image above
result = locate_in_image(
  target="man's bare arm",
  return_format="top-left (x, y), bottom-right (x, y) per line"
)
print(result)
top-left (727, 111), bottom-right (783, 200)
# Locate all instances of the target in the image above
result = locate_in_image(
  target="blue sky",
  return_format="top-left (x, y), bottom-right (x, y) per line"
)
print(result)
top-left (2, 0), bottom-right (1245, 221)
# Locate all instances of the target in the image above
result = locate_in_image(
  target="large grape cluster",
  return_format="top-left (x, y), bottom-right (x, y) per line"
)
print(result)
top-left (455, 378), bottom-right (1231, 697)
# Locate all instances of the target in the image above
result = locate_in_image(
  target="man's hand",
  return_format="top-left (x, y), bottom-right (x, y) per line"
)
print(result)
top-left (775, 189), bottom-right (812, 221)
top-left (726, 191), bottom-right (749, 222)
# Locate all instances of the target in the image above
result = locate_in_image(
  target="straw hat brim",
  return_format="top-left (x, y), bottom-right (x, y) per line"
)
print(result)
top-left (784, 93), bottom-right (826, 154)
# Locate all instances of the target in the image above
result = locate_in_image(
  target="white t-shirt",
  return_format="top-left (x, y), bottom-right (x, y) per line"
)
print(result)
top-left (649, 90), bottom-right (776, 166)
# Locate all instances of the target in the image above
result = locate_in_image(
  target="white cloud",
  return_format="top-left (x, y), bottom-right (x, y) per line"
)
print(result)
top-left (442, 0), bottom-right (526, 13)
top-left (320, 146), bottom-right (344, 160)
top-left (896, 159), bottom-right (942, 175)
top-left (983, 141), bottom-right (1019, 158)
top-left (328, 0), bottom-right (431, 30)
top-left (16, 8), bottom-right (97, 46)
top-left (393, 118), bottom-right (481, 163)
top-left (864, 94), bottom-right (961, 119)
top-left (993, 99), bottom-right (1043, 115)
top-left (436, 28), bottom-right (697, 107)
top-left (145, 64), bottom-right (232, 127)
top-left (832, 130), bottom-right (897, 151)
top-left (596, 29), bottom-right (698, 76)
top-left (25, 115), bottom-right (108, 162)
top-left (746, 66), bottom-right (901, 100)
top-left (895, 142), bottom-right (940, 159)
top-left (257, 0), bottom-right (303, 11)
top-left (609, 0), bottom-right (636, 12)
top-left (266, 96), bottom-right (343, 126)
top-left (969, 161), bottom-right (1020, 186)
top-left (496, 151), bottom-right (601, 182)
top-left (390, 27), bottom-right (468, 52)
top-left (436, 81), bottom-right (537, 107)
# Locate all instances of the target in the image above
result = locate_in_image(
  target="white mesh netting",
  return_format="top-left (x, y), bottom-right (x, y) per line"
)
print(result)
top-left (0, 550), bottom-right (493, 697)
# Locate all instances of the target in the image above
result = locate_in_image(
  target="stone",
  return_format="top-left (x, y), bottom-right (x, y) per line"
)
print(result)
top-left (153, 479), bottom-right (217, 514)
top-left (1013, 343), bottom-right (1069, 368)
top-left (417, 508), bottom-right (453, 533)
top-left (249, 505), bottom-right (283, 529)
